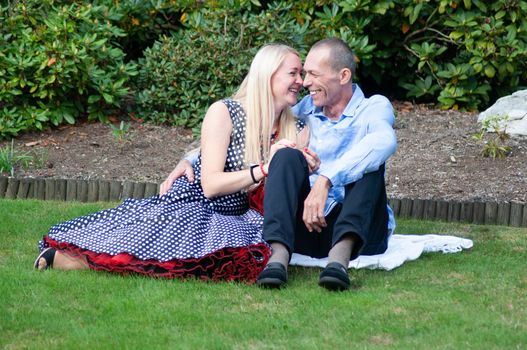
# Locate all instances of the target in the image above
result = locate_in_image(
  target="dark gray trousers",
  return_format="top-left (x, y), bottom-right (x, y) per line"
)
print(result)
top-left (262, 148), bottom-right (389, 260)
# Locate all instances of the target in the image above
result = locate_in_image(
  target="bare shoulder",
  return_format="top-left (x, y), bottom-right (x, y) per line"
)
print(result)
top-left (201, 100), bottom-right (232, 137)
top-left (204, 100), bottom-right (230, 120)
top-left (202, 101), bottom-right (232, 127)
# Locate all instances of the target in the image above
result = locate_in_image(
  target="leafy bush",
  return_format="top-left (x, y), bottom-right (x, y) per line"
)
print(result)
top-left (2, 0), bottom-right (526, 140)
top-left (0, 1), bottom-right (138, 139)
top-left (399, 1), bottom-right (527, 110)
top-left (289, 0), bottom-right (527, 110)
top-left (133, 0), bottom-right (525, 112)
top-left (133, 2), bottom-right (309, 133)
top-left (90, 0), bottom-right (200, 61)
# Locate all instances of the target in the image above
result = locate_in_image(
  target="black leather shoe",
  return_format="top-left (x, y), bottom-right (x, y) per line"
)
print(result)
top-left (318, 262), bottom-right (350, 291)
top-left (256, 262), bottom-right (287, 288)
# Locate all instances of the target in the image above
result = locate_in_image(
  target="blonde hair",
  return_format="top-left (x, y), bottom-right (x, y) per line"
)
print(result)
top-left (233, 44), bottom-right (301, 165)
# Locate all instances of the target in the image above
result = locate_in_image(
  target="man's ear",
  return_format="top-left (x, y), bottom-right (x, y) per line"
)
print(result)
top-left (339, 68), bottom-right (352, 85)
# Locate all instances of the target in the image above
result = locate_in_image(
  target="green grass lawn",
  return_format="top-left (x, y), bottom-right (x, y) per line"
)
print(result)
top-left (1, 198), bottom-right (526, 349)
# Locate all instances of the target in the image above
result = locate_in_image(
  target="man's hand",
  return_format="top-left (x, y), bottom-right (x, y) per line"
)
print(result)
top-left (302, 147), bottom-right (320, 174)
top-left (303, 176), bottom-right (331, 233)
top-left (159, 159), bottom-right (195, 196)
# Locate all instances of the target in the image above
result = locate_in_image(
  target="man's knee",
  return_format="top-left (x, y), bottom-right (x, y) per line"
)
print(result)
top-left (344, 165), bottom-right (386, 200)
top-left (358, 164), bottom-right (385, 183)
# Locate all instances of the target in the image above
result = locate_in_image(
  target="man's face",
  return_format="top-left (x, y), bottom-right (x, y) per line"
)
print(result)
top-left (302, 47), bottom-right (343, 108)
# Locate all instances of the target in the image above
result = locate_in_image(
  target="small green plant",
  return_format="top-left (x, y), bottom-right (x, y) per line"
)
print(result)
top-left (29, 149), bottom-right (49, 170)
top-left (0, 140), bottom-right (33, 176)
top-left (472, 114), bottom-right (512, 159)
top-left (111, 121), bottom-right (131, 143)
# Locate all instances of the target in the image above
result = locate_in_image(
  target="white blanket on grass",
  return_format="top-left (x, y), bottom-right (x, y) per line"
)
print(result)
top-left (290, 234), bottom-right (473, 271)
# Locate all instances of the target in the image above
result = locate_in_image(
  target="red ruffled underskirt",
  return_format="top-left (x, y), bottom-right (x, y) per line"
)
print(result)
top-left (43, 236), bottom-right (270, 283)
top-left (248, 183), bottom-right (265, 215)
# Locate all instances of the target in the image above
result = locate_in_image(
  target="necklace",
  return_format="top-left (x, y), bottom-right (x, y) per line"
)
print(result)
top-left (270, 129), bottom-right (280, 144)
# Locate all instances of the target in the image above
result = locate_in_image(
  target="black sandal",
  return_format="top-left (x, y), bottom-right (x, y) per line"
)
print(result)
top-left (34, 248), bottom-right (56, 270)
top-left (318, 262), bottom-right (351, 291)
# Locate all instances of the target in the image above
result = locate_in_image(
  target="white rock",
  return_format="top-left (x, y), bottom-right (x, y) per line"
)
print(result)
top-left (478, 90), bottom-right (527, 137)
top-left (507, 117), bottom-right (527, 136)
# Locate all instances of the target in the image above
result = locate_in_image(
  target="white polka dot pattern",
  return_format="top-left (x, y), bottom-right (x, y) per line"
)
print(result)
top-left (40, 99), bottom-right (266, 262)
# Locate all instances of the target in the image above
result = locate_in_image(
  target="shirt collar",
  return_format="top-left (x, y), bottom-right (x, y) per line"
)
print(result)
top-left (309, 84), bottom-right (364, 121)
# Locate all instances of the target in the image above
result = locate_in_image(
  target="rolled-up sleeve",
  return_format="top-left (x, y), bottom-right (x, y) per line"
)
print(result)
top-left (319, 96), bottom-right (397, 187)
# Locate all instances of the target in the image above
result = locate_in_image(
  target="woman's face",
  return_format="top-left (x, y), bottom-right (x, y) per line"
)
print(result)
top-left (271, 53), bottom-right (303, 112)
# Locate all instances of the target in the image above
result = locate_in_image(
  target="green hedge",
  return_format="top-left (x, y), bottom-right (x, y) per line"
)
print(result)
top-left (90, 0), bottom-right (199, 61)
top-left (133, 0), bottom-right (527, 131)
top-left (291, 0), bottom-right (527, 110)
top-left (1, 0), bottom-right (526, 138)
top-left (133, 2), bottom-right (309, 133)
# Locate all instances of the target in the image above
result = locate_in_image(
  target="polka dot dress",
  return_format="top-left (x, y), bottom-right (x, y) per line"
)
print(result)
top-left (39, 99), bottom-right (270, 282)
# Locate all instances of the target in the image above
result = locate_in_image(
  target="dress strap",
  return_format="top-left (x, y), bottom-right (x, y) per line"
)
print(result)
top-left (222, 99), bottom-right (246, 143)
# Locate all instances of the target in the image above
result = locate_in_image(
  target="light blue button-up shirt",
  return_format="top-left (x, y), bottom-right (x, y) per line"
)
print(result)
top-left (293, 84), bottom-right (397, 233)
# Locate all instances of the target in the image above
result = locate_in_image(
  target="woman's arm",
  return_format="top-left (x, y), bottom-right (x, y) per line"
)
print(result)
top-left (297, 126), bottom-right (320, 174)
top-left (296, 126), bottom-right (310, 150)
top-left (200, 101), bottom-right (265, 198)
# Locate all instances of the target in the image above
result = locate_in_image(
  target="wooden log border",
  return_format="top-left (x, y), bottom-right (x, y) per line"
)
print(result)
top-left (1, 176), bottom-right (526, 228)
top-left (0, 176), bottom-right (160, 204)
top-left (389, 197), bottom-right (525, 228)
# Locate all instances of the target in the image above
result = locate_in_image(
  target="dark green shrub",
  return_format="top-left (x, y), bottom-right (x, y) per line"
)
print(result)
top-left (0, 1), bottom-right (138, 139)
top-left (397, 0), bottom-right (527, 110)
top-left (134, 2), bottom-right (308, 133)
top-left (289, 0), bottom-right (527, 110)
top-left (90, 0), bottom-right (200, 61)
top-left (2, 0), bottom-right (525, 141)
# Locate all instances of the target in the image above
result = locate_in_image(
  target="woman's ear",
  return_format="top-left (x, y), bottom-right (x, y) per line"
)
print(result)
top-left (340, 68), bottom-right (352, 85)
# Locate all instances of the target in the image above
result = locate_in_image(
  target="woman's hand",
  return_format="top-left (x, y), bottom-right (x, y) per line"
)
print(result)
top-left (262, 139), bottom-right (297, 174)
top-left (302, 147), bottom-right (320, 174)
top-left (270, 138), bottom-right (297, 158)
top-left (159, 159), bottom-right (195, 196)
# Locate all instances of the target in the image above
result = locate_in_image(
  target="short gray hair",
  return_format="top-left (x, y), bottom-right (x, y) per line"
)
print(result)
top-left (311, 38), bottom-right (356, 75)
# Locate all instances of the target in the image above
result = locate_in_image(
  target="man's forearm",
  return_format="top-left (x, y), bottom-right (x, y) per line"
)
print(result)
top-left (184, 147), bottom-right (199, 165)
top-left (320, 128), bottom-right (396, 187)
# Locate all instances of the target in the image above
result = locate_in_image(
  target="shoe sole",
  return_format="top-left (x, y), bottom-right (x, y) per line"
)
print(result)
top-left (256, 277), bottom-right (286, 289)
top-left (318, 276), bottom-right (350, 291)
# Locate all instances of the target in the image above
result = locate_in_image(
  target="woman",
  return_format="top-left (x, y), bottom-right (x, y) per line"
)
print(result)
top-left (34, 44), bottom-right (309, 283)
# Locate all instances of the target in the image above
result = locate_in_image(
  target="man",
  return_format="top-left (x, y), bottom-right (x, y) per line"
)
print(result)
top-left (255, 38), bottom-right (396, 290)
top-left (163, 38), bottom-right (396, 291)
